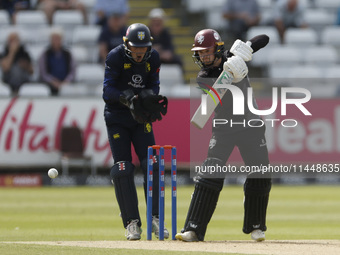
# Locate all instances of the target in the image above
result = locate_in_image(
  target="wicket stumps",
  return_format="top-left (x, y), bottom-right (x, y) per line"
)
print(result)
top-left (147, 145), bottom-right (177, 241)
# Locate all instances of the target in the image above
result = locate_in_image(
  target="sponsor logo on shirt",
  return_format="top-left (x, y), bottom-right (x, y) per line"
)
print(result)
top-left (128, 74), bottom-right (145, 88)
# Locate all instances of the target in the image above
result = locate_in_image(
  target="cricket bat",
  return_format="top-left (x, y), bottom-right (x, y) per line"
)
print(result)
top-left (191, 34), bottom-right (270, 129)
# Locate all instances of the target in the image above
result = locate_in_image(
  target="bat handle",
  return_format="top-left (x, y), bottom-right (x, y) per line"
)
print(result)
top-left (246, 41), bottom-right (252, 47)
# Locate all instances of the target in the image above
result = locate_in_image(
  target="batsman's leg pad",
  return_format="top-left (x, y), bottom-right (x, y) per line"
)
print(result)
top-left (110, 161), bottom-right (140, 228)
top-left (141, 156), bottom-right (159, 216)
top-left (243, 174), bottom-right (272, 234)
top-left (184, 159), bottom-right (224, 241)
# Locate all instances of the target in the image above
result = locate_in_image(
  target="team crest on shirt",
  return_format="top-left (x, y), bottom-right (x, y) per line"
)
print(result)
top-left (138, 31), bottom-right (145, 40)
top-left (209, 137), bottom-right (216, 149)
top-left (144, 123), bottom-right (152, 133)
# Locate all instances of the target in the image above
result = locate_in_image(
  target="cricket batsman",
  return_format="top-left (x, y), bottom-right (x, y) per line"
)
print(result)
top-left (176, 29), bottom-right (272, 242)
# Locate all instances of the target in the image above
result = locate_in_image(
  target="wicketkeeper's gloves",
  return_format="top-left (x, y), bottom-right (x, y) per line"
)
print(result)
top-left (119, 89), bottom-right (150, 123)
top-left (119, 89), bottom-right (168, 123)
top-left (139, 89), bottom-right (168, 122)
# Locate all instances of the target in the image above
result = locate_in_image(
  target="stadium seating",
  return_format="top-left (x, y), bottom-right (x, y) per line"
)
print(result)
top-left (70, 46), bottom-right (90, 64)
top-left (75, 64), bottom-right (104, 89)
top-left (267, 65), bottom-right (297, 79)
top-left (285, 28), bottom-right (318, 46)
top-left (78, 0), bottom-right (96, 8)
top-left (0, 25), bottom-right (49, 46)
top-left (246, 26), bottom-right (280, 46)
top-left (0, 82), bottom-right (11, 97)
top-left (303, 46), bottom-right (338, 66)
top-left (257, 0), bottom-right (272, 10)
top-left (52, 10), bottom-right (85, 43)
top-left (26, 44), bottom-right (46, 63)
top-left (159, 64), bottom-right (184, 88)
top-left (288, 65), bottom-right (323, 78)
top-left (72, 25), bottom-right (101, 46)
top-left (304, 9), bottom-right (336, 32)
top-left (0, 10), bottom-right (10, 27)
top-left (321, 27), bottom-right (340, 47)
top-left (18, 83), bottom-right (51, 97)
top-left (266, 46), bottom-right (302, 65)
top-left (186, 0), bottom-right (225, 13)
top-left (298, 0), bottom-right (313, 8)
top-left (52, 10), bottom-right (84, 26)
top-left (323, 66), bottom-right (340, 96)
top-left (249, 45), bottom-right (272, 67)
top-left (59, 83), bottom-right (89, 97)
top-left (259, 9), bottom-right (274, 26)
top-left (72, 26), bottom-right (101, 62)
top-left (94, 84), bottom-right (103, 97)
top-left (0, 26), bottom-right (17, 45)
top-left (206, 8), bottom-right (225, 30)
top-left (0, 0), bottom-right (338, 99)
top-left (324, 65), bottom-right (340, 79)
top-left (26, 45), bottom-right (46, 82)
top-left (167, 84), bottom-right (190, 98)
top-left (16, 11), bottom-right (48, 28)
top-left (314, 0), bottom-right (340, 12)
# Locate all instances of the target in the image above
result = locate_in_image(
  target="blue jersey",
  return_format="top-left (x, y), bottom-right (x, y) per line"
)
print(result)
top-left (103, 44), bottom-right (161, 110)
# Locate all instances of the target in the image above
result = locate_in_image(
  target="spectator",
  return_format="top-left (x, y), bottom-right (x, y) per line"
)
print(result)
top-left (98, 13), bottom-right (127, 63)
top-left (0, 0), bottom-right (31, 24)
top-left (148, 8), bottom-right (183, 70)
top-left (37, 0), bottom-right (88, 25)
top-left (273, 0), bottom-right (308, 43)
top-left (38, 28), bottom-right (76, 95)
top-left (223, 0), bottom-right (260, 41)
top-left (0, 31), bottom-right (33, 95)
top-left (94, 0), bottom-right (129, 27)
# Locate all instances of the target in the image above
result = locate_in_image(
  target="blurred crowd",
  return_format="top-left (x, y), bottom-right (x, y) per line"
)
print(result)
top-left (0, 1), bottom-right (183, 96)
top-left (222, 0), bottom-right (334, 43)
top-left (1, 0), bottom-right (340, 97)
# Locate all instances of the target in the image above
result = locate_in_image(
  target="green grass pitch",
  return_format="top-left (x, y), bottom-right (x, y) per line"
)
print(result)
top-left (0, 185), bottom-right (339, 254)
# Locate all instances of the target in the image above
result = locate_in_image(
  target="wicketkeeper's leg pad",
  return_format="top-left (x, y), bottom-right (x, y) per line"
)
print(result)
top-left (141, 156), bottom-right (159, 216)
top-left (243, 173), bottom-right (272, 234)
top-left (110, 161), bottom-right (140, 228)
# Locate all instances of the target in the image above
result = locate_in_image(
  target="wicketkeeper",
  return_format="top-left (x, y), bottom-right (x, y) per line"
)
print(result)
top-left (176, 29), bottom-right (272, 242)
top-left (102, 23), bottom-right (169, 240)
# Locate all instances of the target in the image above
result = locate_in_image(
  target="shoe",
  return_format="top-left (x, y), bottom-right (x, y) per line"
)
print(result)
top-left (251, 229), bottom-right (265, 242)
top-left (125, 219), bottom-right (142, 240)
top-left (152, 216), bottom-right (169, 239)
top-left (175, 231), bottom-right (199, 242)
